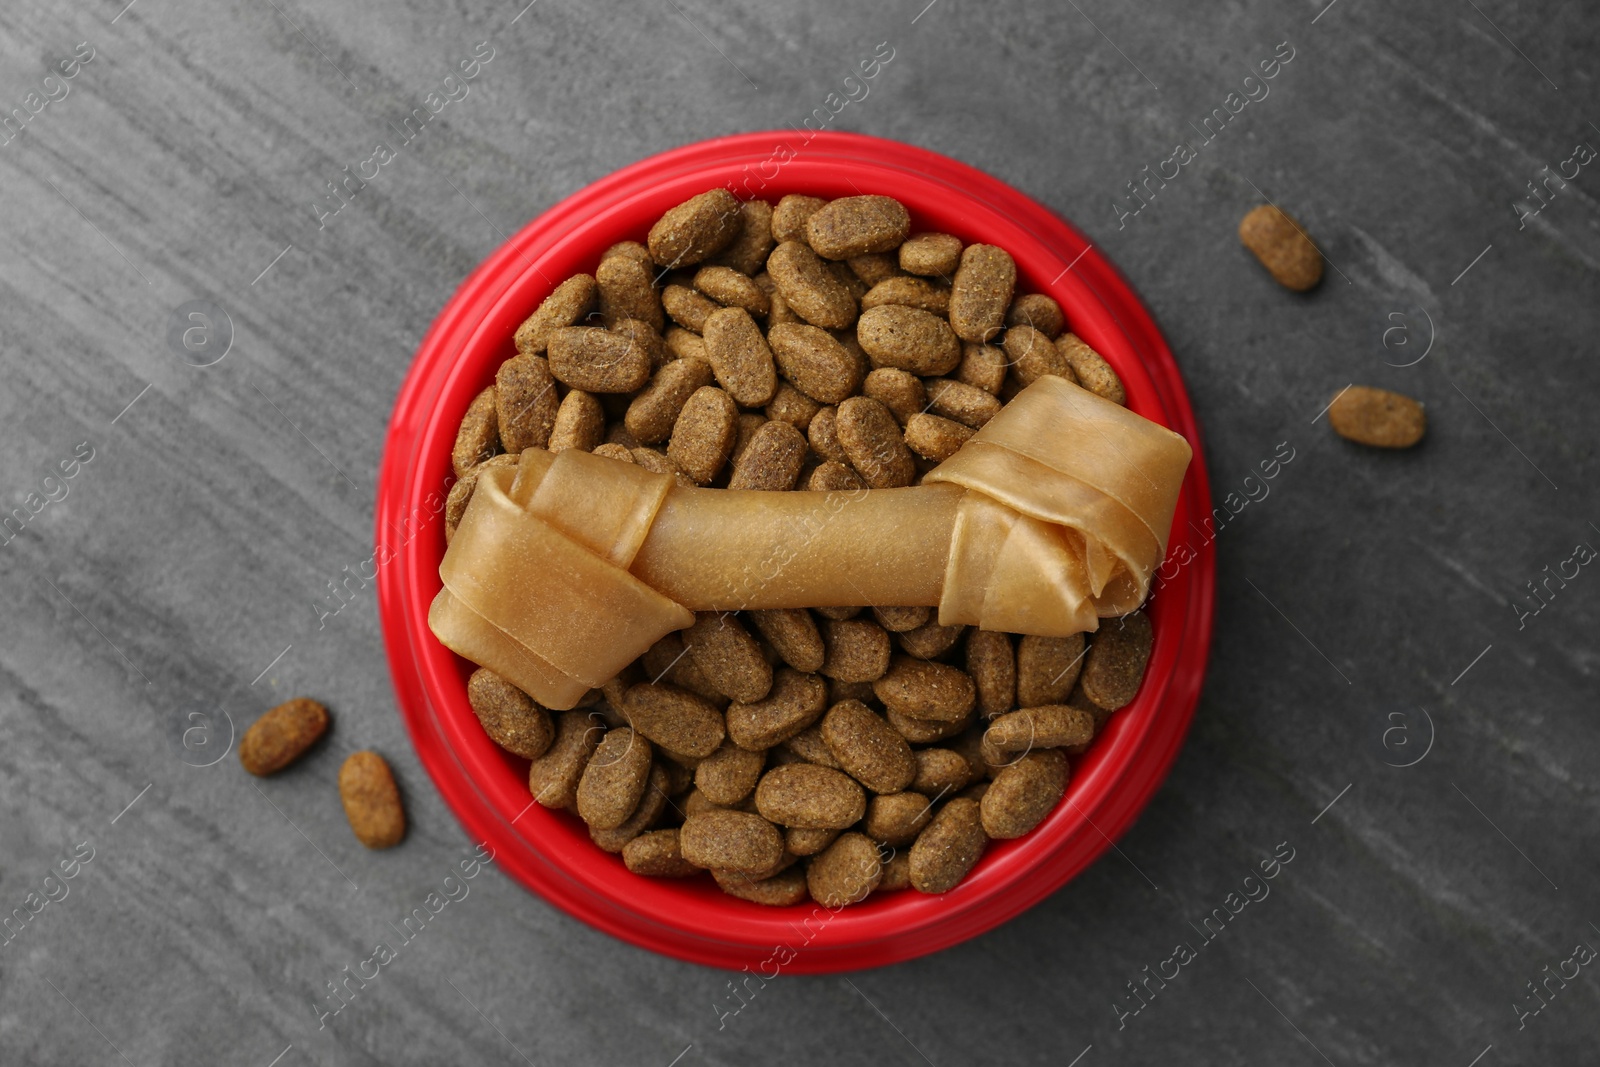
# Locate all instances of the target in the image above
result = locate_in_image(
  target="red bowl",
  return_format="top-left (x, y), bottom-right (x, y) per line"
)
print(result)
top-left (376, 131), bottom-right (1215, 972)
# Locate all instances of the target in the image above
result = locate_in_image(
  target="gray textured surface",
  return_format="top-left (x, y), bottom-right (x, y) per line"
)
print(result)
top-left (2, 0), bottom-right (1596, 1063)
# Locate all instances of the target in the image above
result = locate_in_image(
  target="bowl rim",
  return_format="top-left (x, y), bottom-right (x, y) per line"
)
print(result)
top-left (375, 130), bottom-right (1215, 973)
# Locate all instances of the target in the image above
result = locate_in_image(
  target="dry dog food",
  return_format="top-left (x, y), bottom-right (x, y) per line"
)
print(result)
top-left (239, 697), bottom-right (329, 776)
top-left (1239, 203), bottom-right (1323, 291)
top-left (448, 187), bottom-right (1159, 907)
top-left (1328, 386), bottom-right (1426, 448)
top-left (338, 751), bottom-right (406, 849)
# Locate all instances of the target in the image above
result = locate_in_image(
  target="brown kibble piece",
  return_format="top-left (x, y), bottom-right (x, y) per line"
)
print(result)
top-left (821, 618), bottom-right (892, 683)
top-left (577, 727), bottom-right (654, 830)
top-left (695, 741), bottom-right (766, 806)
top-left (956, 342), bottom-right (1008, 395)
top-left (864, 792), bottom-right (935, 847)
top-left (847, 252), bottom-right (902, 287)
top-left (807, 832), bottom-right (884, 907)
top-left (728, 420), bottom-right (807, 491)
top-left (679, 810), bottom-right (785, 875)
top-left (1004, 324), bottom-right (1075, 388)
top-left (780, 723), bottom-right (842, 769)
top-left (528, 710), bottom-right (605, 808)
top-left (966, 631), bottom-right (1016, 719)
top-left (805, 195), bottom-right (911, 259)
top-left (623, 828), bottom-right (699, 877)
top-left (949, 244), bottom-right (1016, 343)
top-left (899, 232), bottom-right (963, 277)
top-left (878, 850), bottom-right (912, 892)
top-left (836, 396), bottom-right (915, 488)
top-left (860, 276), bottom-right (950, 316)
top-left (623, 682), bottom-right (726, 758)
top-left (547, 327), bottom-right (652, 393)
top-left (684, 612), bottom-right (773, 704)
top-left (239, 697), bottom-right (328, 776)
top-left (591, 763), bottom-right (673, 852)
top-left (786, 825), bottom-right (841, 857)
top-left (873, 657), bottom-right (976, 723)
top-left (624, 357), bottom-right (714, 444)
top-left (886, 706), bottom-right (972, 744)
top-left (768, 322), bottom-right (863, 404)
top-left (702, 307), bottom-right (778, 406)
top-left (667, 386), bottom-right (738, 484)
top-left (863, 368), bottom-right (927, 425)
top-left (985, 705), bottom-right (1095, 752)
top-left (981, 748), bottom-right (1068, 839)
top-left (1328, 386), bottom-right (1426, 449)
top-left (661, 284), bottom-right (721, 333)
top-left (807, 461), bottom-right (865, 492)
top-left (765, 383), bottom-right (822, 431)
top-left (821, 699), bottom-right (916, 794)
top-left (694, 266), bottom-right (770, 317)
top-left (909, 797), bottom-right (986, 893)
top-left (709, 200), bottom-right (776, 277)
top-left (597, 254), bottom-right (664, 331)
top-left (591, 443), bottom-right (635, 464)
top-left (664, 327), bottom-right (709, 364)
top-left (1239, 203), bottom-right (1323, 291)
top-left (808, 405), bottom-right (847, 462)
top-left (897, 619), bottom-right (965, 660)
top-left (629, 447), bottom-right (693, 487)
top-left (856, 305), bottom-right (962, 376)
top-left (452, 387), bottom-right (501, 477)
top-left (466, 669), bottom-right (554, 759)
top-left (602, 240), bottom-right (652, 268)
top-left (514, 274), bottom-right (597, 356)
top-left (912, 748), bottom-right (975, 796)
top-left (1016, 633), bottom-right (1087, 708)
top-left (726, 668), bottom-right (830, 751)
top-left (648, 188), bottom-right (743, 268)
top-left (754, 763), bottom-right (866, 829)
top-left (730, 412), bottom-right (767, 467)
top-left (749, 609), bottom-right (826, 673)
top-left (1080, 611), bottom-right (1154, 711)
top-left (1056, 334), bottom-right (1125, 405)
top-left (714, 863), bottom-right (809, 906)
top-left (873, 605), bottom-right (929, 633)
top-left (548, 389), bottom-right (605, 453)
top-left (772, 195), bottom-right (827, 243)
top-left (338, 751), bottom-right (406, 849)
top-left (904, 413), bottom-right (973, 462)
top-left (1006, 293), bottom-right (1065, 338)
top-left (767, 241), bottom-right (858, 330)
top-left (925, 378), bottom-right (1002, 429)
top-left (495, 355), bottom-right (560, 452)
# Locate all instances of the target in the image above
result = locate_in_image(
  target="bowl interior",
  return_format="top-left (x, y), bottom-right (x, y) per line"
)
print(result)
top-left (377, 132), bottom-right (1214, 971)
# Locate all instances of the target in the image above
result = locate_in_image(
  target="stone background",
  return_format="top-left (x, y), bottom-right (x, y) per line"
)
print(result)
top-left (1, 0), bottom-right (1596, 1063)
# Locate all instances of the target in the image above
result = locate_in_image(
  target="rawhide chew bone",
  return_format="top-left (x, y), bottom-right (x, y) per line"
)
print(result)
top-left (431, 375), bottom-right (1191, 709)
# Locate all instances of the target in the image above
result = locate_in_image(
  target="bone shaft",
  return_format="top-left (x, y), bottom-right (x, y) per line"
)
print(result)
top-left (631, 484), bottom-right (962, 610)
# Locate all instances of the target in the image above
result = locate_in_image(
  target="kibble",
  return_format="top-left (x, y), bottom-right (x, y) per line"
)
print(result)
top-left (754, 763), bottom-right (866, 829)
top-left (1079, 611), bottom-right (1153, 711)
top-left (912, 747), bottom-right (975, 797)
top-left (765, 383), bottom-right (822, 431)
top-left (514, 274), bottom-right (597, 356)
top-left (548, 389), bottom-right (605, 453)
top-left (985, 705), bottom-right (1095, 752)
top-left (966, 631), bottom-right (1016, 718)
top-left (679, 810), bottom-right (785, 875)
top-left (727, 420), bottom-right (807, 490)
top-left (768, 322), bottom-right (862, 404)
top-left (806, 832), bottom-right (884, 907)
top-left (495, 355), bottom-right (560, 452)
top-left (339, 751), bottom-right (406, 849)
top-left (905, 413), bottom-right (973, 462)
top-left (466, 669), bottom-right (553, 759)
top-left (702, 307), bottom-right (778, 406)
top-left (1239, 203), bottom-right (1323, 291)
top-left (576, 727), bottom-right (653, 830)
top-left (695, 265), bottom-right (769, 317)
top-left (805, 195), bottom-right (911, 259)
top-left (861, 276), bottom-right (951, 316)
top-left (695, 740), bottom-right (766, 806)
top-left (1006, 293), bottom-right (1065, 338)
top-left (725, 668), bottom-right (829, 750)
top-left (662, 284), bottom-right (721, 333)
top-left (239, 697), bottom-right (329, 776)
top-left (821, 618), bottom-right (892, 683)
top-left (899, 232), bottom-right (962, 277)
top-left (748, 609), bottom-right (825, 673)
top-left (648, 188), bottom-right (743, 268)
top-left (821, 699), bottom-right (916, 794)
top-left (709, 199), bottom-right (776, 276)
top-left (667, 386), bottom-right (738, 484)
top-left (771, 194), bottom-right (826, 243)
top-left (623, 828), bottom-right (699, 878)
top-left (836, 396), bottom-right (915, 488)
top-left (684, 612), bottom-right (773, 704)
top-left (452, 386), bottom-right (501, 477)
top-left (625, 358), bottom-right (714, 444)
top-left (528, 710), bottom-right (605, 808)
top-left (1328, 386), bottom-right (1426, 449)
top-left (767, 241), bottom-right (858, 330)
top-left (623, 683), bottom-right (726, 758)
top-left (948, 244), bottom-right (1016, 343)
top-left (1016, 633), bottom-right (1086, 708)
top-left (597, 254), bottom-right (664, 331)
top-left (873, 656), bottom-right (976, 722)
top-left (857, 305), bottom-right (962, 376)
top-left (981, 748), bottom-right (1068, 839)
top-left (909, 796), bottom-right (986, 893)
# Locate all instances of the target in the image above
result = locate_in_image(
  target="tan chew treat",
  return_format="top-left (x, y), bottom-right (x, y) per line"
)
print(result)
top-left (805, 195), bottom-right (911, 259)
top-left (874, 657), bottom-right (976, 722)
top-left (835, 396), bottom-right (916, 488)
top-left (1328, 386), bottom-right (1426, 448)
top-left (648, 188), bottom-right (742, 267)
top-left (786, 825), bottom-right (841, 857)
top-left (1239, 203), bottom-right (1323, 291)
top-left (848, 252), bottom-right (903, 286)
top-left (949, 244), bottom-right (1016, 343)
top-left (767, 241), bottom-right (858, 330)
top-left (897, 619), bottom-right (965, 660)
top-left (864, 792), bottom-right (935, 847)
top-left (714, 864), bottom-right (809, 905)
top-left (548, 390), bottom-right (605, 453)
top-left (528, 710), bottom-right (605, 808)
top-left (1080, 610), bottom-right (1154, 710)
top-left (807, 832), bottom-right (884, 907)
top-left (905, 413), bottom-right (973, 462)
top-left (726, 668), bottom-right (829, 750)
top-left (446, 454), bottom-right (518, 544)
top-left (1004, 324), bottom-right (1074, 388)
top-left (623, 683), bottom-right (725, 758)
top-left (667, 386), bottom-right (738, 484)
top-left (239, 697), bottom-right (329, 776)
top-left (780, 723), bottom-right (842, 769)
top-left (899, 232), bottom-right (963, 277)
top-left (495, 355), bottom-right (560, 452)
top-left (623, 828), bottom-right (699, 877)
top-left (982, 748), bottom-right (1068, 839)
top-left (452, 387), bottom-right (500, 477)
top-left (912, 747), bottom-right (975, 796)
top-left (956, 342), bottom-right (1008, 395)
top-left (695, 741), bottom-right (765, 806)
top-left (702, 307), bottom-right (778, 406)
top-left (909, 797), bottom-right (986, 893)
top-left (662, 284), bottom-right (721, 333)
top-left (985, 705), bottom-right (1095, 752)
top-left (765, 384), bottom-right (822, 431)
top-left (466, 669), bottom-right (554, 758)
top-left (873, 605), bottom-right (930, 632)
top-left (1055, 334), bottom-right (1125, 406)
top-left (625, 358), bottom-right (714, 444)
top-left (684, 612), bottom-right (773, 703)
top-left (821, 618), bottom-right (892, 683)
top-left (338, 751), bottom-right (406, 849)
top-left (576, 728), bottom-right (653, 830)
top-left (1006, 293), bottom-right (1065, 338)
top-left (1016, 633), bottom-right (1087, 708)
top-left (772, 195), bottom-right (827, 243)
top-left (857, 305), bottom-right (962, 376)
top-left (749, 609), bottom-right (826, 673)
top-left (862, 368), bottom-right (926, 425)
top-left (821, 699), bottom-right (916, 794)
top-left (966, 631), bottom-right (1016, 719)
top-left (728, 421), bottom-right (807, 491)
top-left (597, 254), bottom-right (664, 331)
top-left (514, 274), bottom-right (597, 357)
top-left (925, 378), bottom-right (1001, 429)
top-left (768, 322), bottom-right (863, 404)
top-left (709, 200), bottom-right (776, 276)
top-left (861, 277), bottom-right (951, 316)
top-left (694, 265), bottom-right (770, 317)
top-left (546, 327), bottom-right (652, 393)
top-left (754, 763), bottom-right (866, 829)
top-left (679, 810), bottom-right (785, 875)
